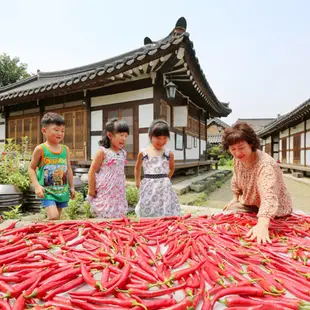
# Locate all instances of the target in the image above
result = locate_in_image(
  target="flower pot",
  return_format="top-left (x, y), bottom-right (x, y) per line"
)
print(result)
top-left (0, 184), bottom-right (23, 211)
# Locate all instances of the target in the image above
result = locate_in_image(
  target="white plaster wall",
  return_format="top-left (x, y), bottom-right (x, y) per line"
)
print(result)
top-left (289, 151), bottom-right (294, 164)
top-left (306, 150), bottom-right (310, 166)
top-left (91, 111), bottom-right (103, 131)
top-left (306, 131), bottom-right (310, 148)
top-left (289, 136), bottom-right (294, 149)
top-left (290, 122), bottom-right (304, 135)
top-left (201, 140), bottom-right (206, 155)
top-left (186, 136), bottom-right (199, 160)
top-left (301, 133), bottom-right (305, 148)
top-left (91, 88), bottom-right (153, 107)
top-left (261, 139), bottom-right (266, 147)
top-left (169, 132), bottom-right (184, 160)
top-left (262, 145), bottom-right (266, 152)
top-left (0, 124), bottom-right (5, 140)
top-left (300, 150), bottom-right (305, 165)
top-left (286, 151), bottom-right (289, 162)
top-left (280, 129), bottom-right (289, 138)
top-left (273, 144), bottom-right (279, 152)
top-left (279, 152), bottom-right (282, 162)
top-left (279, 139), bottom-right (282, 151)
top-left (91, 136), bottom-right (101, 159)
top-left (273, 153), bottom-right (279, 161)
top-left (139, 133), bottom-right (149, 151)
top-left (139, 104), bottom-right (153, 128)
top-left (266, 136), bottom-right (272, 144)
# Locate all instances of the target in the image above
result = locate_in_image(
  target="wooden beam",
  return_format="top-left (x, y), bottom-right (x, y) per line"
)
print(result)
top-left (153, 72), bottom-right (164, 120)
top-left (85, 91), bottom-right (91, 161)
top-left (128, 69), bottom-right (138, 78)
top-left (146, 61), bottom-right (154, 74)
top-left (158, 52), bottom-right (180, 75)
top-left (138, 66), bottom-right (144, 75)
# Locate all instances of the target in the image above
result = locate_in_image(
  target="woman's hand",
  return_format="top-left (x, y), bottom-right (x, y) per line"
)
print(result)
top-left (88, 189), bottom-right (96, 198)
top-left (246, 217), bottom-right (271, 245)
top-left (223, 197), bottom-right (239, 211)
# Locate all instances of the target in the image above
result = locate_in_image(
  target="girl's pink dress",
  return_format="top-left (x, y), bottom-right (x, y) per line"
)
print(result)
top-left (88, 147), bottom-right (128, 218)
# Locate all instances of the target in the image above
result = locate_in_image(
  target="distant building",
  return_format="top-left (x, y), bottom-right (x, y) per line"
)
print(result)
top-left (234, 118), bottom-right (276, 132)
top-left (207, 118), bottom-right (230, 145)
top-left (258, 99), bottom-right (310, 175)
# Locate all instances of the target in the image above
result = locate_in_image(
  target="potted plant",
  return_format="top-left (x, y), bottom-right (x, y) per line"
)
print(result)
top-left (0, 138), bottom-right (31, 211)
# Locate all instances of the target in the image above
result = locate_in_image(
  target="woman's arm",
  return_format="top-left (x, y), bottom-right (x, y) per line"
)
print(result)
top-left (168, 152), bottom-right (175, 179)
top-left (246, 164), bottom-right (280, 244)
top-left (88, 149), bottom-right (105, 197)
top-left (134, 152), bottom-right (143, 189)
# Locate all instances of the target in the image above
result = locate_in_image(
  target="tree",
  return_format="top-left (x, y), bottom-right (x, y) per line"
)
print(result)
top-left (0, 53), bottom-right (30, 87)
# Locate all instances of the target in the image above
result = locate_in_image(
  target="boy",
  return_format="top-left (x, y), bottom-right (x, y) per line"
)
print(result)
top-left (28, 112), bottom-right (75, 220)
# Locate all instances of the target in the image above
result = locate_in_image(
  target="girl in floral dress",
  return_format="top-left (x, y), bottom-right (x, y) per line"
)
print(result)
top-left (135, 120), bottom-right (180, 217)
top-left (87, 118), bottom-right (129, 218)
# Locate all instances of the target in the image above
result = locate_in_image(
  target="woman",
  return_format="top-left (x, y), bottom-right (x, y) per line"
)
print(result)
top-left (222, 122), bottom-right (292, 244)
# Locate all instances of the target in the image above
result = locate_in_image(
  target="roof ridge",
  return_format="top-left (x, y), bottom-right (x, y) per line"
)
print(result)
top-left (38, 34), bottom-right (176, 78)
top-left (0, 75), bottom-right (38, 93)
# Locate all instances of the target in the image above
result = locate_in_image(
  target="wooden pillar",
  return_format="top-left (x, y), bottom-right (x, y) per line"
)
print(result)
top-left (153, 72), bottom-right (164, 120)
top-left (85, 91), bottom-right (91, 161)
top-left (304, 120), bottom-right (307, 166)
top-left (3, 107), bottom-right (9, 142)
top-left (205, 113), bottom-right (209, 160)
top-left (198, 109), bottom-right (201, 160)
top-left (39, 100), bottom-right (45, 143)
top-left (288, 127), bottom-right (291, 166)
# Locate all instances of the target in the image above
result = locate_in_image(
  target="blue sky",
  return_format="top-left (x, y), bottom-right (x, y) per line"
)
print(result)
top-left (1, 0), bottom-right (309, 124)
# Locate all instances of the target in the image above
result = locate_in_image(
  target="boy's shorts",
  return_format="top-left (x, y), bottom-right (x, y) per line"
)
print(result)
top-left (41, 200), bottom-right (68, 208)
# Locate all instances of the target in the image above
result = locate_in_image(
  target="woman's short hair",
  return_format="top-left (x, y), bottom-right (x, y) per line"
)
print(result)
top-left (222, 122), bottom-right (260, 151)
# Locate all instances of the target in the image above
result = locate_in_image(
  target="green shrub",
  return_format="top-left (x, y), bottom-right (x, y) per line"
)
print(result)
top-left (2, 205), bottom-right (22, 220)
top-left (218, 158), bottom-right (227, 166)
top-left (215, 181), bottom-right (222, 188)
top-left (0, 138), bottom-right (31, 191)
top-left (126, 186), bottom-right (139, 207)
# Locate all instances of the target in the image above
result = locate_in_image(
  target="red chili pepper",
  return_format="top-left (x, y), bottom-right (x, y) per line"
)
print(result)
top-left (80, 263), bottom-right (103, 290)
top-left (210, 286), bottom-right (265, 308)
top-left (44, 276), bottom-right (84, 300)
top-left (0, 300), bottom-right (12, 310)
top-left (118, 282), bottom-right (186, 297)
top-left (12, 294), bottom-right (26, 310)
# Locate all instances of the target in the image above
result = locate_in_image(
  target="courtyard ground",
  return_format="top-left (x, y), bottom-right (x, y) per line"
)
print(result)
top-left (180, 173), bottom-right (310, 215)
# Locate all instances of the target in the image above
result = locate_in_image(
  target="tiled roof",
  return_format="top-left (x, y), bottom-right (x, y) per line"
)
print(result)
top-left (234, 118), bottom-right (276, 132)
top-left (0, 17), bottom-right (231, 117)
top-left (257, 98), bottom-right (310, 137)
top-left (207, 134), bottom-right (222, 144)
top-left (207, 117), bottom-right (230, 128)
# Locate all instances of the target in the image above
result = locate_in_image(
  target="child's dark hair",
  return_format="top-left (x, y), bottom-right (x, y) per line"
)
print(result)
top-left (148, 119), bottom-right (170, 139)
top-left (41, 112), bottom-right (65, 127)
top-left (99, 118), bottom-right (129, 148)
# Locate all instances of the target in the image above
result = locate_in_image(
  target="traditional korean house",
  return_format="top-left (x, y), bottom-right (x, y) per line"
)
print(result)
top-left (206, 118), bottom-right (229, 145)
top-left (0, 17), bottom-right (231, 174)
top-left (258, 98), bottom-right (310, 176)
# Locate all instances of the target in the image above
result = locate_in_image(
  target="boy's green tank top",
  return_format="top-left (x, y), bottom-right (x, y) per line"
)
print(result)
top-left (37, 144), bottom-right (70, 202)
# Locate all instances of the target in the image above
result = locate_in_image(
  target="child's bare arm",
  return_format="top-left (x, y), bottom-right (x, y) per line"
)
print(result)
top-left (134, 152), bottom-right (143, 189)
top-left (168, 152), bottom-right (175, 179)
top-left (66, 147), bottom-right (75, 199)
top-left (88, 149), bottom-right (105, 197)
top-left (28, 146), bottom-right (45, 198)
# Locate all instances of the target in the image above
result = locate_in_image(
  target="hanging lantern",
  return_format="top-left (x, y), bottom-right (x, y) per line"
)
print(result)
top-left (165, 82), bottom-right (177, 100)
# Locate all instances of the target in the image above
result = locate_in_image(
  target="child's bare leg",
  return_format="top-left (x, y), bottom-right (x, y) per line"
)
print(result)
top-left (57, 207), bottom-right (63, 219)
top-left (45, 205), bottom-right (61, 220)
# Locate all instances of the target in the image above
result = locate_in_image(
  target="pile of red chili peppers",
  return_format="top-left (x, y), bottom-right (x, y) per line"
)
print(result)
top-left (0, 212), bottom-right (310, 310)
